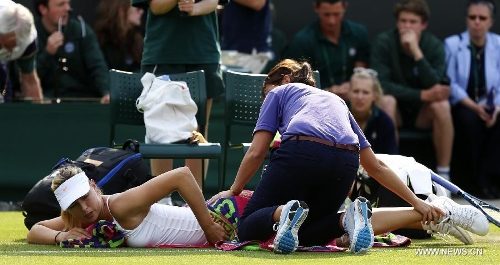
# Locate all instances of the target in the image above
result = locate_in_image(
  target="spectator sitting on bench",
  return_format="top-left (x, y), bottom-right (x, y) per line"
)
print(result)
top-left (444, 0), bottom-right (500, 199)
top-left (347, 67), bottom-right (398, 155)
top-left (33, 0), bottom-right (110, 103)
top-left (371, 0), bottom-right (453, 183)
top-left (286, 0), bottom-right (398, 128)
top-left (286, 0), bottom-right (370, 100)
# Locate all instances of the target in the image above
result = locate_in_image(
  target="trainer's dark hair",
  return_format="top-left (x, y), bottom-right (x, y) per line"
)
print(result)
top-left (262, 59), bottom-right (316, 100)
top-left (394, 0), bottom-right (430, 23)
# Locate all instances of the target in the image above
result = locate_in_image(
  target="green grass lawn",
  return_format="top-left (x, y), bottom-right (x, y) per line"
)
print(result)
top-left (1, 212), bottom-right (499, 265)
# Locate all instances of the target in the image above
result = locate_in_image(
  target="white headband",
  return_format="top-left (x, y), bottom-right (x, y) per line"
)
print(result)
top-left (54, 171), bottom-right (91, 210)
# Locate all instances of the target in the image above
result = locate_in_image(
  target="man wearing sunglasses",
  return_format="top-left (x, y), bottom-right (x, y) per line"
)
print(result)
top-left (371, 0), bottom-right (453, 188)
top-left (444, 0), bottom-right (500, 199)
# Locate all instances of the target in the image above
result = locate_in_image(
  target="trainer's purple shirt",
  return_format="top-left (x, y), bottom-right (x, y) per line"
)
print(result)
top-left (254, 82), bottom-right (370, 150)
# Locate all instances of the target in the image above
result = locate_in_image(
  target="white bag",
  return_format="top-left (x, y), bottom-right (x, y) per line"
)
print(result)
top-left (136, 72), bottom-right (198, 144)
top-left (221, 49), bottom-right (272, 74)
top-left (375, 154), bottom-right (447, 196)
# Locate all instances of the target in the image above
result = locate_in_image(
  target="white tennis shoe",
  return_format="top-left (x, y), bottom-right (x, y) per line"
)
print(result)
top-left (422, 221), bottom-right (474, 245)
top-left (273, 200), bottom-right (309, 254)
top-left (343, 197), bottom-right (374, 254)
top-left (430, 196), bottom-right (489, 236)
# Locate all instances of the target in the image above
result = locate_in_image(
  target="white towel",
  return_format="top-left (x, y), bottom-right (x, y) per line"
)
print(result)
top-left (375, 154), bottom-right (433, 195)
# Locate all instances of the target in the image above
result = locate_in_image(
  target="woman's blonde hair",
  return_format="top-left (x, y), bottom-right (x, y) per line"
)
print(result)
top-left (261, 59), bottom-right (317, 100)
top-left (350, 68), bottom-right (385, 107)
top-left (51, 165), bottom-right (101, 230)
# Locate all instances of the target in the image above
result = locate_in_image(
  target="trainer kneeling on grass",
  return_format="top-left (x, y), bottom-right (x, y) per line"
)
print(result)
top-left (27, 165), bottom-right (228, 246)
top-left (208, 59), bottom-right (483, 255)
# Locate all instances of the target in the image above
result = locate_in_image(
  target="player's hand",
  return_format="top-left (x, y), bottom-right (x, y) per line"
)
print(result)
top-left (56, 228), bottom-right (91, 243)
top-left (201, 222), bottom-right (229, 245)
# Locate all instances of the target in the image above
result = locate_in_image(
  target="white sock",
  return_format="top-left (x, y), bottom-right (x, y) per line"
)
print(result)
top-left (436, 167), bottom-right (451, 197)
top-left (436, 167), bottom-right (450, 180)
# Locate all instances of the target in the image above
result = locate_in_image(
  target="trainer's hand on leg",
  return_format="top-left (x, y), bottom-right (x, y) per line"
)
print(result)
top-left (414, 199), bottom-right (444, 224)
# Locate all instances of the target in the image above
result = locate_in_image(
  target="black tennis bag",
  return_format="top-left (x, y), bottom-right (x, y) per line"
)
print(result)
top-left (22, 140), bottom-right (153, 230)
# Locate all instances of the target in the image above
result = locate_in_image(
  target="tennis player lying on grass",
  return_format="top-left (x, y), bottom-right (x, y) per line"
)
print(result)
top-left (26, 165), bottom-right (229, 246)
top-left (26, 164), bottom-right (489, 248)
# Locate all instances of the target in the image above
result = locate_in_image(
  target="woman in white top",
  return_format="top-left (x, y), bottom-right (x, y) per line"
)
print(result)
top-left (26, 165), bottom-right (228, 246)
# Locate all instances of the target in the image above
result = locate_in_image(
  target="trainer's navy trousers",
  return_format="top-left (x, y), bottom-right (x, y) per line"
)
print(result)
top-left (237, 138), bottom-right (359, 246)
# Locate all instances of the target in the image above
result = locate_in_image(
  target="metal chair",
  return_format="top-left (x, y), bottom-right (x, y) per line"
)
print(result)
top-left (221, 70), bottom-right (320, 188)
top-left (108, 69), bottom-right (223, 192)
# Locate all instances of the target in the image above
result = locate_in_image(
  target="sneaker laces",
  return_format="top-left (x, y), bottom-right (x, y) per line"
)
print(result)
top-left (434, 198), bottom-right (476, 232)
top-left (430, 232), bottom-right (453, 243)
top-left (424, 222), bottom-right (454, 243)
top-left (440, 206), bottom-right (476, 232)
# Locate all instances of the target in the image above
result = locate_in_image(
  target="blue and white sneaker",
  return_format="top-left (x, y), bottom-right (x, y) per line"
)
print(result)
top-left (273, 200), bottom-right (309, 254)
top-left (343, 197), bottom-right (374, 254)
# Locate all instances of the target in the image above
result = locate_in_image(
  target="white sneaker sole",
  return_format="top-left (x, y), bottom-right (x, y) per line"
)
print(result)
top-left (273, 200), bottom-right (309, 254)
top-left (349, 197), bottom-right (374, 254)
top-left (451, 225), bottom-right (474, 245)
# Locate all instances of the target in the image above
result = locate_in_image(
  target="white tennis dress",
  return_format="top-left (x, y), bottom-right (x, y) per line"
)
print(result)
top-left (106, 195), bottom-right (208, 247)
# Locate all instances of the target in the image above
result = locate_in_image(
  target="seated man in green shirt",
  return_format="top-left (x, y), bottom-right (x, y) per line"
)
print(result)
top-left (286, 0), bottom-right (370, 100)
top-left (370, 0), bottom-right (453, 183)
top-left (34, 0), bottom-right (110, 103)
top-left (286, 0), bottom-right (398, 139)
